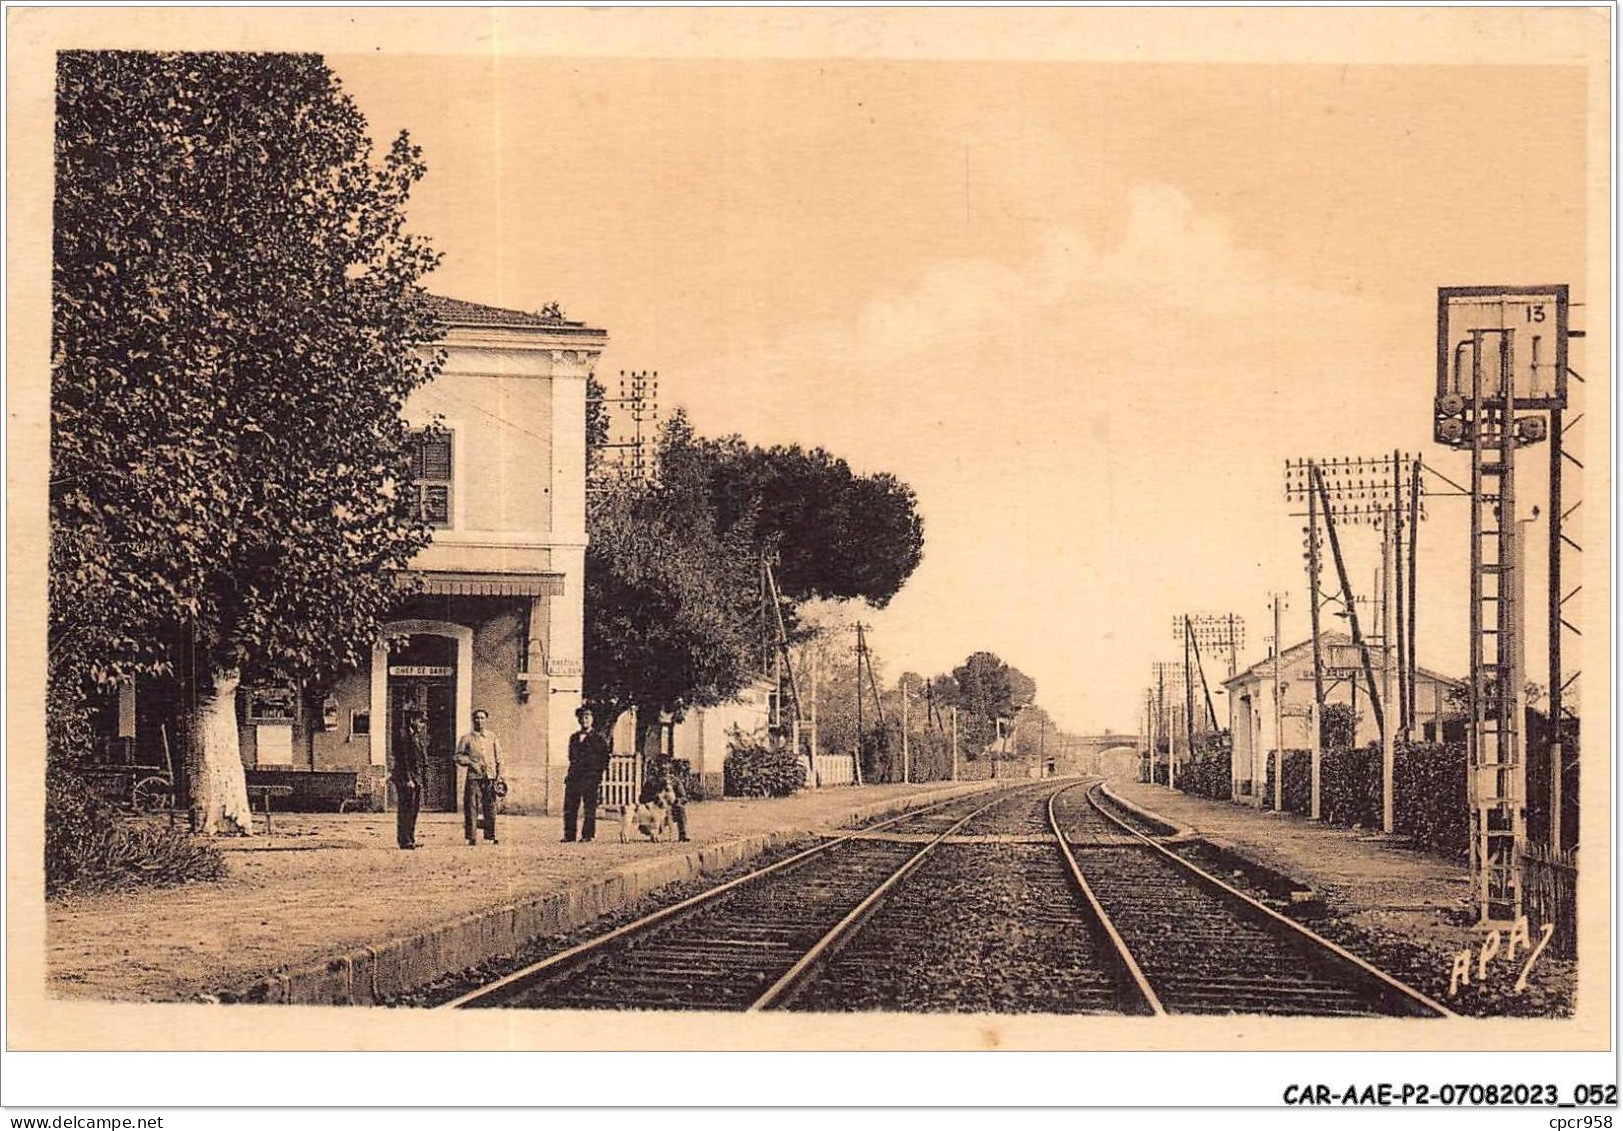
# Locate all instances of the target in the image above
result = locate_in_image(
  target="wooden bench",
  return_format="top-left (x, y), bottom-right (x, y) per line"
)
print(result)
top-left (245, 784), bottom-right (294, 833)
top-left (244, 769), bottom-right (363, 814)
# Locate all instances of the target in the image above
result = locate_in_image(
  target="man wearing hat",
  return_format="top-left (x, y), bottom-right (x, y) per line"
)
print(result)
top-left (562, 706), bottom-right (612, 842)
top-left (393, 701), bottom-right (428, 850)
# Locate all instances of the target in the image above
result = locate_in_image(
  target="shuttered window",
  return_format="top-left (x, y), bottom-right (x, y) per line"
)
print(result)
top-left (411, 432), bottom-right (454, 528)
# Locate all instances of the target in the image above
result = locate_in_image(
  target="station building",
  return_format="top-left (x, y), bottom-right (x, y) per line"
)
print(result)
top-left (230, 294), bottom-right (605, 815)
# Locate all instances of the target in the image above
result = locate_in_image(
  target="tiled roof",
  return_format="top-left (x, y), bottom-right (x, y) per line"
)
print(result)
top-left (1223, 632), bottom-right (1460, 689)
top-left (419, 292), bottom-right (598, 332)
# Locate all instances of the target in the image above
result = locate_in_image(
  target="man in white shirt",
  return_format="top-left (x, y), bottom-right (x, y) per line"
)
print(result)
top-left (455, 708), bottom-right (503, 846)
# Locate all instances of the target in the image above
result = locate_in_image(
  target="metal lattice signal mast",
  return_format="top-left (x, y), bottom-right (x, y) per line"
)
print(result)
top-left (1431, 284), bottom-right (1575, 926)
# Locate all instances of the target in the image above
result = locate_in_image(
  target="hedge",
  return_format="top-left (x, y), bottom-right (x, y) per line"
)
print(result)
top-left (1179, 731), bottom-right (1232, 801)
top-left (1393, 740), bottom-right (1468, 859)
top-left (1261, 750), bottom-right (1312, 815)
top-left (723, 728), bottom-right (806, 797)
top-left (1320, 742), bottom-right (1381, 828)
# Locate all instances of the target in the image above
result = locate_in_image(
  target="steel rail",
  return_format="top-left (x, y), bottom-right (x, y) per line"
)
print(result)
top-left (748, 783), bottom-right (1057, 1011)
top-left (1086, 783), bottom-right (1456, 1018)
top-left (443, 785), bottom-right (1014, 1010)
top-left (1047, 782), bottom-right (1165, 1016)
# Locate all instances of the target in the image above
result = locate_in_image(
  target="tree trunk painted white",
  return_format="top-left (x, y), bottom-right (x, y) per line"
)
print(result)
top-left (191, 667), bottom-right (255, 836)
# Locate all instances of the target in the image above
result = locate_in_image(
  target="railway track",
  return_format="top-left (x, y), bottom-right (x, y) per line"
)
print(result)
top-left (781, 784), bottom-right (1140, 1013)
top-left (444, 784), bottom-right (1051, 1011)
top-left (1054, 782), bottom-right (1454, 1018)
top-left (445, 777), bottom-right (1451, 1017)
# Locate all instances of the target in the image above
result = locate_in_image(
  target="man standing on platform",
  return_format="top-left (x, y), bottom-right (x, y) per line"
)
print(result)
top-left (455, 708), bottom-right (502, 846)
top-left (562, 706), bottom-right (612, 842)
top-left (393, 701), bottom-right (429, 850)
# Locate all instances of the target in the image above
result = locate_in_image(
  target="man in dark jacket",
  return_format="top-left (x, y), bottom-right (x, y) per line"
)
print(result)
top-left (393, 702), bottom-right (428, 850)
top-left (562, 706), bottom-right (612, 842)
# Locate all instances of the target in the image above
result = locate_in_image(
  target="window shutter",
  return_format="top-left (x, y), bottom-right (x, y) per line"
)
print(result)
top-left (421, 435), bottom-right (452, 480)
top-left (410, 432), bottom-right (454, 528)
top-left (421, 485), bottom-right (451, 526)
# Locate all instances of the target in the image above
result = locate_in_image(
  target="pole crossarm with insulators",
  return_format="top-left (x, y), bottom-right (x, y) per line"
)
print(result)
top-left (586, 370), bottom-right (661, 489)
top-left (1173, 615), bottom-right (1236, 736)
top-left (1285, 454), bottom-right (1430, 732)
top-left (1178, 613), bottom-right (1247, 699)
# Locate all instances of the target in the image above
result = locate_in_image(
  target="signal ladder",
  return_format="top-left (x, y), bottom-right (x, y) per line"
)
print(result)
top-left (1465, 329), bottom-right (1526, 924)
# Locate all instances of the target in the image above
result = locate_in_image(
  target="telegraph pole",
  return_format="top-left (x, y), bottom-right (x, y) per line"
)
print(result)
top-left (1270, 592), bottom-right (1287, 813)
top-left (1380, 510), bottom-right (1397, 833)
top-left (808, 644), bottom-right (821, 787)
top-left (949, 706), bottom-right (959, 782)
top-left (586, 371), bottom-right (661, 489)
top-left (1142, 689), bottom-right (1154, 783)
top-left (1156, 666), bottom-right (1165, 786)
top-left (1181, 614), bottom-right (1245, 731)
top-left (1391, 450), bottom-right (1409, 736)
top-left (852, 623), bottom-right (869, 786)
top-left (1150, 662), bottom-right (1183, 790)
top-left (900, 677), bottom-right (911, 784)
top-left (1182, 622), bottom-right (1195, 780)
top-left (1286, 454), bottom-right (1426, 821)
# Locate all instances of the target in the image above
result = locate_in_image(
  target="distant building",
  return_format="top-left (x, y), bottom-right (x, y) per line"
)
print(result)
top-left (1222, 633), bottom-right (1463, 804)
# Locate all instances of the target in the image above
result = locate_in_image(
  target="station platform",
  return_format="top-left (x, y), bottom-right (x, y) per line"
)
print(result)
top-left (47, 780), bottom-right (1000, 1004)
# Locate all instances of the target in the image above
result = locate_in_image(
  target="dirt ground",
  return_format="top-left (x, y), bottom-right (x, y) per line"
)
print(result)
top-left (47, 782), bottom-right (990, 1002)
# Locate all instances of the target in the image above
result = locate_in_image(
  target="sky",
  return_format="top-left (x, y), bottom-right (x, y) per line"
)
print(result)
top-left (330, 53), bottom-right (1591, 734)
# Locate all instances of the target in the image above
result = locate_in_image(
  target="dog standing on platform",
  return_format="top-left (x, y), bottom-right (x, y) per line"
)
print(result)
top-left (616, 788), bottom-right (675, 843)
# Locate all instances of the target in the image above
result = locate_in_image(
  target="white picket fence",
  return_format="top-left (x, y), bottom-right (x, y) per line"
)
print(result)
top-left (813, 753), bottom-right (858, 787)
top-left (600, 754), bottom-right (642, 808)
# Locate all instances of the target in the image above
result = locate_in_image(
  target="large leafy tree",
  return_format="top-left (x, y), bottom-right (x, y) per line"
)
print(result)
top-left (584, 412), bottom-right (759, 743)
top-left (584, 412), bottom-right (928, 756)
top-left (52, 52), bottom-right (442, 832)
top-left (950, 651), bottom-right (1036, 755)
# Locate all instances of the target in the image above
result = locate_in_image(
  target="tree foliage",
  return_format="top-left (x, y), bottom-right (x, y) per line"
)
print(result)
top-left (949, 651), bottom-right (1035, 754)
top-left (52, 51), bottom-right (443, 698)
top-left (583, 413), bottom-right (759, 729)
top-left (584, 411), bottom-right (927, 740)
top-left (683, 435), bottom-right (925, 611)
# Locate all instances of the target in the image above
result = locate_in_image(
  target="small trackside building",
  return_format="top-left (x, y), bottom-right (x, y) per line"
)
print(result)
top-left (1223, 633), bottom-right (1463, 805)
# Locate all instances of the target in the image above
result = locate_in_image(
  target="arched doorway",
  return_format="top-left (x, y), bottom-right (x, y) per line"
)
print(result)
top-left (373, 621), bottom-right (473, 812)
top-left (385, 634), bottom-right (458, 810)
